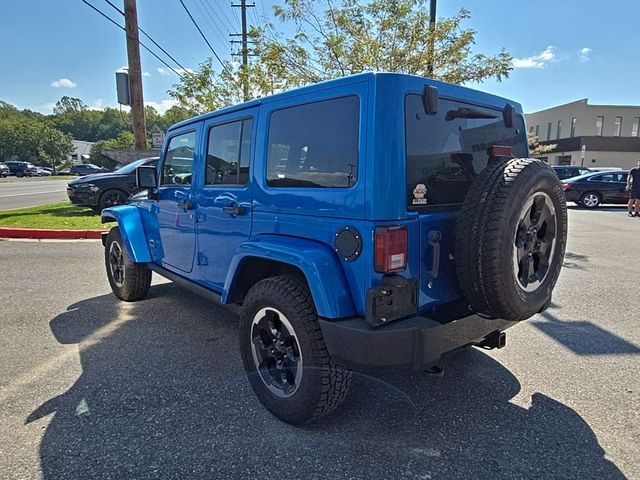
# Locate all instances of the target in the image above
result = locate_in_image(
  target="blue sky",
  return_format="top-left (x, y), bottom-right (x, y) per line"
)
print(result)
top-left (1, 0), bottom-right (638, 114)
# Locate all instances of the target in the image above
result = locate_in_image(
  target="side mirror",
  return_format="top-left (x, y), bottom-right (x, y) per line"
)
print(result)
top-left (136, 165), bottom-right (158, 188)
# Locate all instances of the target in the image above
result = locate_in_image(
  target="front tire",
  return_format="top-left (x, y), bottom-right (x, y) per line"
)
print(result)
top-left (99, 189), bottom-right (128, 210)
top-left (239, 275), bottom-right (352, 424)
top-left (105, 227), bottom-right (152, 301)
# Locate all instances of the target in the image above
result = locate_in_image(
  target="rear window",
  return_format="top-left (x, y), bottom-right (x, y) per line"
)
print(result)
top-left (266, 96), bottom-right (359, 188)
top-left (405, 94), bottom-right (527, 207)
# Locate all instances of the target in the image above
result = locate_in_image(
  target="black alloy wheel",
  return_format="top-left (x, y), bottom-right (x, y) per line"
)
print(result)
top-left (250, 307), bottom-right (303, 398)
top-left (513, 192), bottom-right (557, 292)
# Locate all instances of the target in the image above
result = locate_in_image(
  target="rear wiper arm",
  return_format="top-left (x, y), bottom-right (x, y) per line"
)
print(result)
top-left (445, 108), bottom-right (498, 120)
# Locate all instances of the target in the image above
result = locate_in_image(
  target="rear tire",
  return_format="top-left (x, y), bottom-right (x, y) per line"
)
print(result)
top-left (239, 275), bottom-right (352, 424)
top-left (105, 227), bottom-right (152, 301)
top-left (16, 171), bottom-right (23, 178)
top-left (455, 158), bottom-right (567, 321)
top-left (580, 191), bottom-right (601, 209)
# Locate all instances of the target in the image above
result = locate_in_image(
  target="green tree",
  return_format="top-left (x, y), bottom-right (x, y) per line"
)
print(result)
top-left (53, 96), bottom-right (87, 115)
top-left (0, 117), bottom-right (73, 166)
top-left (169, 0), bottom-right (513, 113)
top-left (528, 131), bottom-right (556, 159)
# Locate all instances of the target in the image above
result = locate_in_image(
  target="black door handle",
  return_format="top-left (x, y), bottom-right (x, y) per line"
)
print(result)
top-left (177, 200), bottom-right (194, 210)
top-left (223, 205), bottom-right (244, 216)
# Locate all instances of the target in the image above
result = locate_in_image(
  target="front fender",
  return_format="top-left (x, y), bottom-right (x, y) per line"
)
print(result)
top-left (224, 235), bottom-right (356, 319)
top-left (101, 205), bottom-right (152, 263)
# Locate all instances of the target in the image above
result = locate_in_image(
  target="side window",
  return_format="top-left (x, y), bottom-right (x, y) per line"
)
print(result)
top-left (589, 175), bottom-right (603, 182)
top-left (205, 118), bottom-right (253, 185)
top-left (161, 131), bottom-right (196, 186)
top-left (266, 96), bottom-right (359, 188)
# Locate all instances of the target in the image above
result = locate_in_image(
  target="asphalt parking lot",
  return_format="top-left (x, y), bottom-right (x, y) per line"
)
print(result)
top-left (0, 207), bottom-right (638, 480)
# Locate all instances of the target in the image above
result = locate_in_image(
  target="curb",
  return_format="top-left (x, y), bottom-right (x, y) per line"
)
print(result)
top-left (0, 227), bottom-right (105, 240)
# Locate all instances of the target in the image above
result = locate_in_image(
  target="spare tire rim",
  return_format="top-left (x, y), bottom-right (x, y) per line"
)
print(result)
top-left (513, 192), bottom-right (557, 292)
top-left (108, 240), bottom-right (126, 288)
top-left (250, 307), bottom-right (303, 398)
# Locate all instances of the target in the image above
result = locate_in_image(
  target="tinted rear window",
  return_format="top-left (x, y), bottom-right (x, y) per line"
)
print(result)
top-left (266, 96), bottom-right (359, 188)
top-left (405, 94), bottom-right (527, 207)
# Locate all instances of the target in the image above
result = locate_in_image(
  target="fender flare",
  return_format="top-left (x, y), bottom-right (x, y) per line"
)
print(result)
top-left (101, 205), bottom-right (152, 263)
top-left (223, 235), bottom-right (356, 319)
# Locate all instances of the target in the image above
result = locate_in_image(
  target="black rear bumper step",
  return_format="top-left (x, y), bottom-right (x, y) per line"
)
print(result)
top-left (319, 314), bottom-right (516, 371)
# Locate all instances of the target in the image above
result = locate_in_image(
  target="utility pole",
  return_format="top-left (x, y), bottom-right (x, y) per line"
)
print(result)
top-left (231, 0), bottom-right (255, 101)
top-left (124, 0), bottom-right (147, 150)
top-left (426, 0), bottom-right (437, 77)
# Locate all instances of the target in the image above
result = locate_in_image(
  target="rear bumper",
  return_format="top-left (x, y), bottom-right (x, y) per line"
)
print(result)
top-left (319, 314), bottom-right (517, 371)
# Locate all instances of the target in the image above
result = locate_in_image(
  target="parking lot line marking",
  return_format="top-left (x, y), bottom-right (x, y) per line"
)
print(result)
top-left (0, 190), bottom-right (66, 198)
top-left (0, 302), bottom-right (135, 404)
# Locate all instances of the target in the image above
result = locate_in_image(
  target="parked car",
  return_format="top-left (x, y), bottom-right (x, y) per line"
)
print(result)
top-left (4, 160), bottom-right (38, 177)
top-left (0, 163), bottom-right (9, 177)
top-left (57, 168), bottom-right (71, 175)
top-left (70, 163), bottom-right (104, 176)
top-left (35, 167), bottom-right (52, 176)
top-left (39, 166), bottom-right (55, 175)
top-left (99, 73), bottom-right (568, 424)
top-left (552, 165), bottom-right (592, 180)
top-left (562, 170), bottom-right (630, 208)
top-left (67, 157), bottom-right (159, 211)
top-left (589, 166), bottom-right (623, 171)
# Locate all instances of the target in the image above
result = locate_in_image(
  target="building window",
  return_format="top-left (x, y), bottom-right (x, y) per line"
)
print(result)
top-left (595, 116), bottom-right (604, 136)
top-left (546, 122), bottom-right (552, 141)
top-left (556, 120), bottom-right (562, 139)
top-left (535, 125), bottom-right (540, 138)
top-left (570, 117), bottom-right (576, 137)
top-left (633, 117), bottom-right (640, 137)
top-left (614, 116), bottom-right (622, 136)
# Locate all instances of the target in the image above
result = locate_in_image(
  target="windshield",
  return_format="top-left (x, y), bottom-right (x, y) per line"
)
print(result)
top-left (405, 94), bottom-right (527, 207)
top-left (115, 158), bottom-right (154, 175)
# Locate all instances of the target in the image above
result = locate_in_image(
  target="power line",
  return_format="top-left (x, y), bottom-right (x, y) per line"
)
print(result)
top-left (79, 0), bottom-right (187, 80)
top-left (215, 0), bottom-right (238, 31)
top-left (103, 0), bottom-right (196, 79)
top-left (192, 0), bottom-right (232, 48)
top-left (179, 0), bottom-right (232, 75)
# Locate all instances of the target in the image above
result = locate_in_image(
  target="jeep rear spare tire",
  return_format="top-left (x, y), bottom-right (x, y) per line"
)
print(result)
top-left (455, 158), bottom-right (567, 321)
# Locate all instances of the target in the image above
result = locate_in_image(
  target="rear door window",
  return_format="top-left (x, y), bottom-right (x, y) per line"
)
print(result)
top-left (205, 118), bottom-right (253, 185)
top-left (405, 94), bottom-right (527, 207)
top-left (266, 96), bottom-right (359, 188)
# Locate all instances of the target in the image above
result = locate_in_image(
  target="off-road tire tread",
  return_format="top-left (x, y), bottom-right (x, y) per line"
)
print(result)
top-left (105, 227), bottom-right (152, 301)
top-left (241, 275), bottom-right (352, 424)
top-left (455, 158), bottom-right (566, 320)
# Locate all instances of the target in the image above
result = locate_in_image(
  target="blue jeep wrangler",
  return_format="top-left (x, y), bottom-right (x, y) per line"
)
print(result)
top-left (101, 73), bottom-right (567, 424)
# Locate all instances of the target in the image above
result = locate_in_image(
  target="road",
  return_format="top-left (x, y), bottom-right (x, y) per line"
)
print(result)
top-left (0, 177), bottom-right (69, 210)
top-left (0, 208), bottom-right (638, 479)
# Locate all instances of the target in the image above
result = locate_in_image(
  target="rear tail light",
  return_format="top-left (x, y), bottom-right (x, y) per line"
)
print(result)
top-left (375, 226), bottom-right (408, 273)
top-left (562, 183), bottom-right (572, 190)
top-left (488, 145), bottom-right (513, 157)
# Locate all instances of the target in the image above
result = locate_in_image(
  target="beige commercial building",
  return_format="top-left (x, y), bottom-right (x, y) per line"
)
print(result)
top-left (525, 99), bottom-right (640, 169)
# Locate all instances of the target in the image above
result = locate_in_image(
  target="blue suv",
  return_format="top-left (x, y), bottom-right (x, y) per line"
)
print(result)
top-left (101, 73), bottom-right (567, 424)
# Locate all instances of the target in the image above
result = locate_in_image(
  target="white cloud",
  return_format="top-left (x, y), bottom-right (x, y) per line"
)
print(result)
top-left (157, 67), bottom-right (194, 76)
top-left (89, 98), bottom-right (106, 110)
top-left (579, 47), bottom-right (593, 62)
top-left (142, 71), bottom-right (151, 77)
top-left (51, 78), bottom-right (78, 88)
top-left (145, 99), bottom-right (178, 113)
top-left (512, 46), bottom-right (556, 69)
